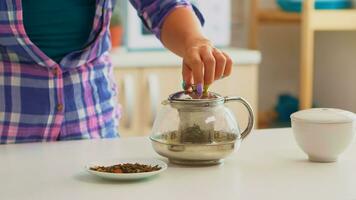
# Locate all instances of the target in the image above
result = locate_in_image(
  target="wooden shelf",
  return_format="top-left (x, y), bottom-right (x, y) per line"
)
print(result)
top-left (250, 0), bottom-right (356, 110)
top-left (258, 9), bottom-right (301, 23)
top-left (309, 9), bottom-right (356, 30)
top-left (258, 8), bottom-right (356, 30)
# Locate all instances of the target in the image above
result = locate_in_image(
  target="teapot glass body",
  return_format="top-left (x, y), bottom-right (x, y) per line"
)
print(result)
top-left (150, 91), bottom-right (254, 165)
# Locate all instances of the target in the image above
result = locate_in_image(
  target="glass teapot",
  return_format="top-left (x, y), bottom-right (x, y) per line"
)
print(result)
top-left (150, 91), bottom-right (254, 165)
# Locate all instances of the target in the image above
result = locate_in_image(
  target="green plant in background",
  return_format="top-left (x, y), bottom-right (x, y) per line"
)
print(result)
top-left (110, 2), bottom-right (122, 27)
top-left (109, 1), bottom-right (124, 47)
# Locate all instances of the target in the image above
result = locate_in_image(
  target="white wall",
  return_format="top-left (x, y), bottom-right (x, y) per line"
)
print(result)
top-left (232, 0), bottom-right (356, 112)
top-left (314, 31), bottom-right (356, 111)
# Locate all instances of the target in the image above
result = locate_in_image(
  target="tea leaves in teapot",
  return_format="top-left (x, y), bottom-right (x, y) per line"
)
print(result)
top-left (180, 124), bottom-right (212, 144)
top-left (153, 127), bottom-right (237, 144)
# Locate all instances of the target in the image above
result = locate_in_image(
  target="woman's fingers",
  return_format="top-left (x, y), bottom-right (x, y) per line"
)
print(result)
top-left (212, 48), bottom-right (226, 80)
top-left (182, 63), bottom-right (193, 91)
top-left (183, 46), bottom-right (233, 94)
top-left (200, 46), bottom-right (216, 86)
top-left (222, 51), bottom-right (232, 78)
top-left (183, 48), bottom-right (204, 93)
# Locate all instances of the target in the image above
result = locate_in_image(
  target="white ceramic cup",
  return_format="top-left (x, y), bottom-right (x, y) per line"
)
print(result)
top-left (291, 108), bottom-right (356, 162)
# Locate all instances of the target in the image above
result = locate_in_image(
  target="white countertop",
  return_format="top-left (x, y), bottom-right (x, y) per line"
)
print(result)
top-left (110, 48), bottom-right (261, 68)
top-left (1, 128), bottom-right (355, 200)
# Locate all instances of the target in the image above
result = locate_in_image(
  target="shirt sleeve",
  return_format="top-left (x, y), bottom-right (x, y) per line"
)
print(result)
top-left (129, 0), bottom-right (205, 39)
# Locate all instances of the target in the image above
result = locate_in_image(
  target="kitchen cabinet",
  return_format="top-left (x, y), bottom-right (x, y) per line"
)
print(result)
top-left (140, 67), bottom-right (182, 134)
top-left (113, 68), bottom-right (141, 136)
top-left (111, 48), bottom-right (261, 137)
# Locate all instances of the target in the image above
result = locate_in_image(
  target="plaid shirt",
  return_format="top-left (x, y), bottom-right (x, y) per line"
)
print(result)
top-left (0, 0), bottom-right (202, 144)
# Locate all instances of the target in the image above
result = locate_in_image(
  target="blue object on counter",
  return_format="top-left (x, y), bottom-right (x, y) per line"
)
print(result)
top-left (275, 94), bottom-right (299, 122)
top-left (277, 0), bottom-right (352, 12)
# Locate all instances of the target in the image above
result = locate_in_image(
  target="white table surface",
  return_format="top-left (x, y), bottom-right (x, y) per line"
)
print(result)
top-left (1, 128), bottom-right (355, 200)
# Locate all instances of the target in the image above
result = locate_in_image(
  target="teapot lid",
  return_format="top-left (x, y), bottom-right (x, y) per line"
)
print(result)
top-left (167, 91), bottom-right (225, 107)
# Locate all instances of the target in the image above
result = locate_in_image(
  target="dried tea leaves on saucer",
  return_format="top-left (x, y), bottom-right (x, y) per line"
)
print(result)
top-left (90, 163), bottom-right (162, 174)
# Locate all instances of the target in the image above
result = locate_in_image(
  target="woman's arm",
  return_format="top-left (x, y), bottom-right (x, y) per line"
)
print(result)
top-left (128, 0), bottom-right (232, 94)
top-left (160, 7), bottom-right (232, 93)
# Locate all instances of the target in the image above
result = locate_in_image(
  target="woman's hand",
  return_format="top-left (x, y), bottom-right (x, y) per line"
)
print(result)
top-left (182, 37), bottom-right (233, 94)
top-left (160, 7), bottom-right (233, 94)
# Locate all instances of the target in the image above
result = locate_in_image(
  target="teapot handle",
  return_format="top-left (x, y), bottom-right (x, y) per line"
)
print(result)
top-left (224, 97), bottom-right (254, 140)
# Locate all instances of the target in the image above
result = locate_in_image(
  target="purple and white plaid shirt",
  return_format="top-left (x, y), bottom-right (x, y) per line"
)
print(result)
top-left (0, 0), bottom-right (203, 144)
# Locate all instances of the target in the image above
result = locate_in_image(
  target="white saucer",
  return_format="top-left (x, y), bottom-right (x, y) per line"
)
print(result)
top-left (85, 159), bottom-right (167, 181)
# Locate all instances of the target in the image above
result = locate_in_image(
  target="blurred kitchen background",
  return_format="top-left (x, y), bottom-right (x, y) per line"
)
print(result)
top-left (109, 0), bottom-right (356, 136)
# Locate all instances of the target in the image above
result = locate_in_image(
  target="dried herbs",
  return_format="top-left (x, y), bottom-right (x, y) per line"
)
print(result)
top-left (90, 163), bottom-right (161, 173)
top-left (156, 129), bottom-right (238, 144)
top-left (180, 124), bottom-right (211, 143)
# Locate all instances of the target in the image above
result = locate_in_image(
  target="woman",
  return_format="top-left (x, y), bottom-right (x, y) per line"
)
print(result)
top-left (0, 0), bottom-right (232, 144)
